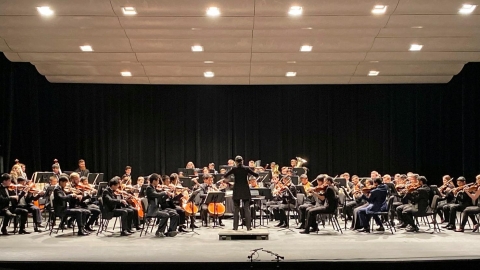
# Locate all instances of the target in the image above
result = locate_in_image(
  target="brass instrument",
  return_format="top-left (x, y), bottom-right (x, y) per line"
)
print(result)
top-left (295, 157), bottom-right (307, 168)
top-left (272, 164), bottom-right (280, 175)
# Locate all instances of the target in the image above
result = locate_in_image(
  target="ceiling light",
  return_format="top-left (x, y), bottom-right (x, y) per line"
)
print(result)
top-left (80, 45), bottom-right (93, 52)
top-left (122, 7), bottom-right (137, 15)
top-left (286, 72), bottom-right (297, 77)
top-left (121, 71), bottom-right (132, 77)
top-left (300, 45), bottom-right (312, 52)
top-left (204, 61), bottom-right (214, 64)
top-left (206, 7), bottom-right (220, 16)
top-left (368, 71), bottom-right (379, 76)
top-left (370, 61), bottom-right (379, 63)
top-left (37, 6), bottom-right (54, 16)
top-left (191, 45), bottom-right (204, 52)
top-left (302, 27), bottom-right (313, 30)
top-left (409, 44), bottom-right (423, 51)
top-left (411, 26), bottom-right (423, 29)
top-left (287, 61), bottom-right (296, 64)
top-left (204, 71), bottom-right (214, 78)
top-left (288, 6), bottom-right (303, 16)
top-left (459, 4), bottom-right (477, 14)
top-left (372, 5), bottom-right (387, 14)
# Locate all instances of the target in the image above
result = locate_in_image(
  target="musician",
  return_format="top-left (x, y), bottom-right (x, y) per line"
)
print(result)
top-left (20, 163), bottom-right (28, 179)
top-left (249, 176), bottom-right (260, 188)
top-left (227, 159), bottom-right (235, 166)
top-left (74, 159), bottom-right (90, 178)
top-left (202, 167), bottom-right (210, 175)
top-left (356, 178), bottom-right (388, 233)
top-left (344, 175), bottom-right (364, 221)
top-left (170, 173), bottom-right (197, 229)
top-left (382, 174), bottom-right (396, 195)
top-left (122, 166), bottom-right (132, 184)
top-left (442, 177), bottom-right (473, 230)
top-left (208, 163), bottom-right (217, 174)
top-left (198, 173), bottom-right (225, 227)
top-left (342, 173), bottom-right (353, 191)
top-left (248, 160), bottom-right (255, 168)
top-left (300, 177), bottom-right (337, 234)
top-left (371, 171), bottom-right (380, 179)
top-left (219, 168), bottom-right (227, 174)
top-left (223, 156), bottom-right (259, 230)
top-left (53, 176), bottom-right (90, 236)
top-left (132, 177), bottom-right (144, 194)
top-left (16, 177), bottom-right (45, 232)
top-left (102, 177), bottom-right (135, 236)
top-left (290, 159), bottom-right (297, 168)
top-left (186, 162), bottom-right (195, 169)
top-left (265, 173), bottom-right (282, 221)
top-left (10, 164), bottom-right (23, 184)
top-left (43, 175), bottom-right (58, 210)
top-left (272, 176), bottom-right (297, 228)
top-left (146, 173), bottom-right (178, 237)
top-left (52, 164), bottom-right (61, 181)
top-left (65, 173), bottom-right (100, 231)
top-left (1, 173), bottom-right (29, 235)
top-left (455, 174), bottom-right (480, 232)
top-left (396, 176), bottom-right (430, 232)
top-left (435, 175), bottom-right (455, 223)
top-left (297, 175), bottom-right (323, 230)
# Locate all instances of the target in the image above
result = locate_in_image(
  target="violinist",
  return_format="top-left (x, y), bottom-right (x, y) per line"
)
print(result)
top-left (131, 177), bottom-right (144, 195)
top-left (435, 175), bottom-right (455, 223)
top-left (74, 159), bottom-right (90, 178)
top-left (208, 163), bottom-right (217, 174)
top-left (1, 173), bottom-right (29, 235)
top-left (297, 175), bottom-right (324, 230)
top-left (53, 176), bottom-right (90, 236)
top-left (300, 176), bottom-right (336, 234)
top-left (396, 176), bottom-right (430, 232)
top-left (102, 177), bottom-right (135, 236)
top-left (122, 166), bottom-right (132, 185)
top-left (198, 173), bottom-right (225, 227)
top-left (442, 177), bottom-right (473, 230)
top-left (265, 173), bottom-right (282, 221)
top-left (248, 175), bottom-right (260, 188)
top-left (455, 174), bottom-right (480, 232)
top-left (382, 174), bottom-right (396, 196)
top-left (272, 176), bottom-right (297, 228)
top-left (146, 173), bottom-right (178, 237)
top-left (356, 178), bottom-right (388, 233)
top-left (344, 175), bottom-right (364, 222)
top-left (350, 178), bottom-right (373, 230)
top-left (67, 173), bottom-right (100, 232)
top-left (15, 177), bottom-right (45, 232)
top-left (52, 164), bottom-right (61, 181)
top-left (167, 173), bottom-right (188, 232)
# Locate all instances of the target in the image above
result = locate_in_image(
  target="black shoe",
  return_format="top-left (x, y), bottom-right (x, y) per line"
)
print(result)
top-left (135, 226), bottom-right (141, 231)
top-left (85, 226), bottom-right (95, 232)
top-left (78, 230), bottom-right (88, 236)
top-left (1, 228), bottom-right (9, 235)
top-left (406, 226), bottom-right (419, 232)
top-left (34, 227), bottom-right (44, 233)
top-left (190, 224), bottom-right (199, 229)
top-left (279, 223), bottom-right (288, 228)
top-left (127, 229), bottom-right (135, 234)
top-left (441, 224), bottom-right (449, 229)
top-left (376, 226), bottom-right (385, 232)
top-left (446, 225), bottom-right (455, 230)
top-left (155, 231), bottom-right (165, 237)
top-left (356, 228), bottom-right (370, 233)
top-left (247, 227), bottom-right (252, 231)
top-left (82, 229), bottom-right (91, 235)
top-left (296, 224), bottom-right (305, 230)
top-left (18, 230), bottom-right (31, 235)
top-left (120, 231), bottom-right (131, 236)
top-left (218, 222), bottom-right (225, 227)
top-left (473, 224), bottom-right (480, 233)
top-left (67, 223), bottom-right (73, 229)
top-left (300, 230), bottom-right (310, 234)
top-left (274, 222), bottom-right (284, 227)
top-left (167, 231), bottom-right (178, 237)
top-left (178, 227), bottom-right (188, 233)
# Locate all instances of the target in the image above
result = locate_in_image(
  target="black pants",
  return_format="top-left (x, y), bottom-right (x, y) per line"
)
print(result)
top-left (113, 208), bottom-right (134, 231)
top-left (436, 200), bottom-right (447, 220)
top-left (1, 207), bottom-right (28, 230)
top-left (173, 205), bottom-right (186, 225)
top-left (234, 199), bottom-right (251, 230)
top-left (299, 203), bottom-right (314, 225)
top-left (124, 205), bottom-right (139, 228)
top-left (154, 209), bottom-right (179, 233)
top-left (200, 204), bottom-right (223, 225)
top-left (64, 208), bottom-right (90, 229)
top-left (86, 204), bottom-right (101, 226)
top-left (18, 204), bottom-right (42, 226)
top-left (344, 201), bottom-right (358, 219)
top-left (398, 204), bottom-right (418, 227)
top-left (273, 203), bottom-right (295, 225)
top-left (443, 203), bottom-right (467, 226)
top-left (305, 206), bottom-right (334, 230)
top-left (460, 206), bottom-right (480, 228)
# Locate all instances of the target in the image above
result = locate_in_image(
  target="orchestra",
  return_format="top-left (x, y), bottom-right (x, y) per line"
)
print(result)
top-left (0, 157), bottom-right (479, 239)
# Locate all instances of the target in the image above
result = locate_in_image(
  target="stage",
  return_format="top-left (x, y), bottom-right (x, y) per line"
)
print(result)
top-left (0, 217), bottom-right (479, 266)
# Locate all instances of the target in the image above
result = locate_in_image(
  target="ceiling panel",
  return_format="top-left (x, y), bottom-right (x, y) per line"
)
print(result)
top-left (366, 52), bottom-right (480, 62)
top-left (144, 65), bottom-right (250, 76)
top-left (350, 76), bottom-right (453, 84)
top-left (251, 53), bottom-right (367, 62)
top-left (4, 52), bottom-right (21, 61)
top-left (110, 0), bottom-right (254, 16)
top-left (253, 29), bottom-right (381, 38)
top-left (148, 77), bottom-right (250, 85)
top-left (46, 75), bottom-right (150, 84)
top-left (371, 37), bottom-right (480, 52)
top-left (130, 38), bottom-right (252, 53)
top-left (119, 17), bottom-right (254, 29)
top-left (18, 53), bottom-right (139, 62)
top-left (125, 29), bottom-right (252, 39)
top-left (5, 38), bottom-right (133, 53)
top-left (0, 0), bottom-right (115, 16)
top-left (35, 64), bottom-right (146, 76)
top-left (386, 15), bottom-right (480, 28)
top-left (0, 28), bottom-right (128, 38)
top-left (250, 77), bottom-right (351, 84)
top-left (254, 16), bottom-right (390, 29)
top-left (250, 65), bottom-right (358, 76)
top-left (0, 16), bottom-right (122, 29)
top-left (136, 53), bottom-right (251, 62)
top-left (252, 37), bottom-right (374, 52)
top-left (354, 63), bottom-right (465, 76)
top-left (0, 38), bottom-right (10, 51)
top-left (378, 28), bottom-right (480, 38)
top-left (394, 0), bottom-right (480, 15)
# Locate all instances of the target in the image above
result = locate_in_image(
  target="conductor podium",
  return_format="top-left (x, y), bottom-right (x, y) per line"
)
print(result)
top-left (218, 229), bottom-right (269, 240)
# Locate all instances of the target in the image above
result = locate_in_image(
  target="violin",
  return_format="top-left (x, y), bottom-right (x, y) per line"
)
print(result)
top-left (439, 179), bottom-right (454, 192)
top-left (465, 184), bottom-right (479, 193)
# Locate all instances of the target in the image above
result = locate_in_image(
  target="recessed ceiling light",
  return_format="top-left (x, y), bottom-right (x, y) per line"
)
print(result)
top-left (204, 71), bottom-right (214, 78)
top-left (79, 45), bottom-right (93, 52)
top-left (288, 6), bottom-right (303, 16)
top-left (409, 44), bottom-right (423, 51)
top-left (37, 6), bottom-right (54, 16)
top-left (370, 61), bottom-right (379, 63)
top-left (204, 61), bottom-right (214, 64)
top-left (286, 72), bottom-right (297, 77)
top-left (459, 4), bottom-right (477, 14)
top-left (122, 7), bottom-right (137, 15)
top-left (300, 45), bottom-right (312, 52)
top-left (411, 26), bottom-right (423, 29)
top-left (372, 5), bottom-right (387, 14)
top-left (368, 71), bottom-right (379, 76)
top-left (206, 7), bottom-right (220, 16)
top-left (191, 45), bottom-right (204, 52)
top-left (121, 71), bottom-right (132, 77)
top-left (287, 61), bottom-right (296, 64)
top-left (302, 27), bottom-right (313, 30)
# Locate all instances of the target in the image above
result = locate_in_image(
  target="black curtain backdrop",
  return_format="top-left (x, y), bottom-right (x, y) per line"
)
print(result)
top-left (1, 53), bottom-right (479, 185)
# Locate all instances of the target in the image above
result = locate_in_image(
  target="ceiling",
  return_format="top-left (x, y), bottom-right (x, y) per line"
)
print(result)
top-left (1, 0), bottom-right (480, 85)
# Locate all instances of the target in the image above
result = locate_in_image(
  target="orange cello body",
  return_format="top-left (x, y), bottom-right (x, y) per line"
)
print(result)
top-left (128, 197), bottom-right (144, 218)
top-left (207, 202), bottom-right (226, 217)
top-left (181, 195), bottom-right (199, 215)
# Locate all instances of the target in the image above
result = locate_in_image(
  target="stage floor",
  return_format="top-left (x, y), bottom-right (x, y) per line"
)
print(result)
top-left (1, 217), bottom-right (479, 263)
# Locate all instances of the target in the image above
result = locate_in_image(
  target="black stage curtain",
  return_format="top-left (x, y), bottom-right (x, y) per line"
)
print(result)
top-left (1, 53), bottom-right (479, 185)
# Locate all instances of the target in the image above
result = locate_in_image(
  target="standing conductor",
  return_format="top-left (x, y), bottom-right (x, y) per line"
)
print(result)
top-left (224, 156), bottom-right (259, 230)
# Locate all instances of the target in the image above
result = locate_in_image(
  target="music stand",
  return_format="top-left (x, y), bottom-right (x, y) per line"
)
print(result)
top-left (292, 168), bottom-right (306, 176)
top-left (257, 172), bottom-right (271, 186)
top-left (138, 184), bottom-right (148, 198)
top-left (296, 185), bottom-right (307, 196)
top-left (32, 172), bottom-right (54, 184)
top-left (87, 173), bottom-right (104, 185)
top-left (204, 191), bottom-right (225, 229)
top-left (219, 165), bottom-right (233, 172)
top-left (97, 182), bottom-right (108, 197)
top-left (289, 176), bottom-right (299, 185)
top-left (334, 178), bottom-right (347, 188)
top-left (187, 189), bottom-right (201, 235)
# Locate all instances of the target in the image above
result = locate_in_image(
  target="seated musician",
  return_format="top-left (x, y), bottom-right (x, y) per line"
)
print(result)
top-left (442, 177), bottom-right (473, 230)
top-left (186, 162), bottom-right (195, 169)
top-left (15, 177), bottom-right (45, 232)
top-left (197, 173), bottom-right (225, 227)
top-left (436, 175), bottom-right (455, 223)
top-left (227, 159), bottom-right (235, 166)
top-left (52, 164), bottom-right (61, 181)
top-left (272, 176), bottom-right (297, 228)
top-left (43, 175), bottom-right (58, 210)
top-left (67, 173), bottom-right (100, 232)
top-left (1, 173), bottom-right (30, 235)
top-left (132, 177), bottom-right (144, 195)
top-left (455, 174), bottom-right (480, 232)
top-left (146, 173), bottom-right (179, 237)
top-left (208, 163), bottom-right (217, 174)
top-left (102, 177), bottom-right (136, 236)
top-left (297, 175), bottom-right (324, 230)
top-left (397, 176), bottom-right (430, 232)
top-left (356, 178), bottom-right (388, 233)
top-left (168, 173), bottom-right (188, 232)
top-left (74, 159), bottom-right (90, 178)
top-left (344, 175), bottom-right (364, 222)
top-left (248, 160), bottom-right (255, 168)
top-left (266, 173), bottom-right (282, 221)
top-left (300, 176), bottom-right (337, 234)
top-left (53, 176), bottom-right (90, 236)
top-left (219, 168), bottom-right (227, 174)
top-left (122, 166), bottom-right (132, 184)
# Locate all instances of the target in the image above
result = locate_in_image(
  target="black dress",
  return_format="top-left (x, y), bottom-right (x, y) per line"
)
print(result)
top-left (224, 165), bottom-right (259, 200)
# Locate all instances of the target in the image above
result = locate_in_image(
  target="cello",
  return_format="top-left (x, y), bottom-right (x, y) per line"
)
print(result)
top-left (207, 185), bottom-right (226, 217)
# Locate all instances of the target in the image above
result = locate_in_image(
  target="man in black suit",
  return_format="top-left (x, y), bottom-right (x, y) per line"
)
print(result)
top-left (198, 173), bottom-right (225, 227)
top-left (272, 176), bottom-right (297, 228)
top-left (224, 156), bottom-right (259, 231)
top-left (301, 177), bottom-right (337, 234)
top-left (442, 177), bottom-right (472, 230)
top-left (357, 178), bottom-right (388, 233)
top-left (1, 173), bottom-right (30, 235)
top-left (16, 177), bottom-right (45, 232)
top-left (146, 173), bottom-right (178, 237)
top-left (102, 177), bottom-right (135, 236)
top-left (53, 176), bottom-right (90, 236)
top-left (74, 159), bottom-right (90, 178)
top-left (68, 173), bottom-right (100, 232)
top-left (398, 176), bottom-right (431, 232)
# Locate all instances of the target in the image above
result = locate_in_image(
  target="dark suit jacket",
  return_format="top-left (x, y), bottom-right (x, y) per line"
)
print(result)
top-left (324, 186), bottom-right (337, 212)
top-left (224, 165), bottom-right (259, 200)
top-left (363, 184), bottom-right (388, 213)
top-left (53, 186), bottom-right (73, 217)
top-left (102, 187), bottom-right (123, 212)
top-left (410, 185), bottom-right (431, 213)
top-left (145, 185), bottom-right (168, 216)
top-left (0, 185), bottom-right (14, 210)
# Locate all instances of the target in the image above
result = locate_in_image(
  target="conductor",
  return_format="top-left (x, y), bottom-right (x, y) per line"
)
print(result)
top-left (224, 156), bottom-right (259, 230)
